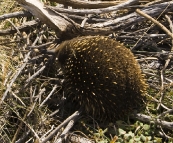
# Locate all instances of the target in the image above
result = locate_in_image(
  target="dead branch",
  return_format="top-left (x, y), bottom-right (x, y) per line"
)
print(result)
top-left (91, 2), bottom-right (173, 28)
top-left (13, 0), bottom-right (173, 40)
top-left (67, 134), bottom-right (95, 143)
top-left (136, 9), bottom-right (173, 39)
top-left (0, 10), bottom-right (32, 21)
top-left (134, 113), bottom-right (173, 130)
top-left (16, 0), bottom-right (81, 40)
top-left (49, 0), bottom-right (126, 9)
top-left (41, 110), bottom-right (81, 143)
top-left (47, 0), bottom-right (139, 14)
top-left (0, 20), bottom-right (39, 36)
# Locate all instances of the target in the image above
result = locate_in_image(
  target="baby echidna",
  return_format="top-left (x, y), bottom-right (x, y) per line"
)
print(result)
top-left (56, 36), bottom-right (147, 120)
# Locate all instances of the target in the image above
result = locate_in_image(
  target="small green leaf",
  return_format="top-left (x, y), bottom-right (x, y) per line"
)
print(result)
top-left (129, 138), bottom-right (135, 143)
top-left (143, 124), bottom-right (150, 130)
top-left (154, 137), bottom-right (162, 143)
top-left (134, 137), bottom-right (141, 141)
top-left (140, 134), bottom-right (146, 141)
top-left (118, 128), bottom-right (126, 135)
top-left (146, 136), bottom-right (152, 141)
top-left (128, 131), bottom-right (134, 137)
top-left (124, 134), bottom-right (131, 140)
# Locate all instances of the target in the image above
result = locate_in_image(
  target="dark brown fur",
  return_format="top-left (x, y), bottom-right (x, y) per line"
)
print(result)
top-left (56, 36), bottom-right (147, 120)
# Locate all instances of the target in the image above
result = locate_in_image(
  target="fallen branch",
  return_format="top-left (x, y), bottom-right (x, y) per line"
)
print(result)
top-left (134, 113), bottom-right (173, 130)
top-left (0, 10), bottom-right (32, 21)
top-left (0, 20), bottom-right (39, 36)
top-left (49, 0), bottom-right (126, 9)
top-left (16, 0), bottom-right (80, 39)
top-left (47, 0), bottom-right (139, 14)
top-left (41, 110), bottom-right (81, 143)
top-left (136, 8), bottom-right (173, 39)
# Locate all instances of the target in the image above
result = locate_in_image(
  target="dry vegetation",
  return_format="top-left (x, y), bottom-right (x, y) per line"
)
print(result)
top-left (1, 0), bottom-right (173, 142)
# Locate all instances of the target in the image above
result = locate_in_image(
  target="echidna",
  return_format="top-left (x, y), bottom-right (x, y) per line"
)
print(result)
top-left (55, 36), bottom-right (147, 120)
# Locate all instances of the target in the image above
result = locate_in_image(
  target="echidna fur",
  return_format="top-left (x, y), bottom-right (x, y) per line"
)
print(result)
top-left (56, 36), bottom-right (147, 120)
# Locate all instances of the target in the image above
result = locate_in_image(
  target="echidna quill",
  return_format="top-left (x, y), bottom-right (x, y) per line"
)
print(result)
top-left (55, 36), bottom-right (147, 120)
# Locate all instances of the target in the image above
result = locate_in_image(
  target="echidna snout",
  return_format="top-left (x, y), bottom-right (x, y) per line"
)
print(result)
top-left (56, 36), bottom-right (147, 120)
